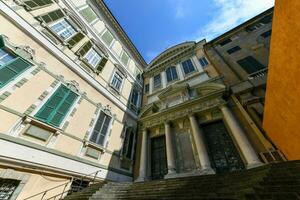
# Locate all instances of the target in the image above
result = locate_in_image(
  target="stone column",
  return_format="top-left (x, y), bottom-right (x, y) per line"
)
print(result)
top-left (220, 105), bottom-right (263, 168)
top-left (136, 129), bottom-right (148, 182)
top-left (189, 114), bottom-right (214, 174)
top-left (164, 122), bottom-right (177, 176)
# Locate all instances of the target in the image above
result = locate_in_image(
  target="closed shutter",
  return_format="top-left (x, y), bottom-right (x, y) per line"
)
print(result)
top-left (79, 7), bottom-right (97, 24)
top-left (35, 85), bottom-right (78, 127)
top-left (38, 9), bottom-right (65, 24)
top-left (126, 130), bottom-right (134, 158)
top-left (101, 30), bottom-right (114, 46)
top-left (89, 112), bottom-right (111, 146)
top-left (237, 56), bottom-right (265, 74)
top-left (0, 58), bottom-right (31, 88)
top-left (96, 57), bottom-right (108, 72)
top-left (90, 112), bottom-right (105, 144)
top-left (76, 41), bottom-right (92, 57)
top-left (23, 0), bottom-right (53, 10)
top-left (0, 36), bottom-right (4, 49)
top-left (67, 32), bottom-right (85, 49)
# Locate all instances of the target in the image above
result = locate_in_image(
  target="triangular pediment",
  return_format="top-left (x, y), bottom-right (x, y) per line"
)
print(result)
top-left (158, 83), bottom-right (189, 100)
top-left (139, 103), bottom-right (159, 118)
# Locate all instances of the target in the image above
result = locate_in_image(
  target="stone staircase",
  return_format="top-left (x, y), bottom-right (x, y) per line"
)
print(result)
top-left (64, 161), bottom-right (300, 200)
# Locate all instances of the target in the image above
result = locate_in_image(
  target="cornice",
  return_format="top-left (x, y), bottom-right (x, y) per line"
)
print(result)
top-left (94, 0), bottom-right (147, 68)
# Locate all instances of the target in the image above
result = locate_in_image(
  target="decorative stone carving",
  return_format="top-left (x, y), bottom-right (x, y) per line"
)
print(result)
top-left (66, 80), bottom-right (80, 92)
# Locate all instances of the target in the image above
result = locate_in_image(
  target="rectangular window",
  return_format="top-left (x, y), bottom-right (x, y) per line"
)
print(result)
top-left (111, 72), bottom-right (123, 91)
top-left (227, 46), bottom-right (242, 54)
top-left (0, 50), bottom-right (31, 89)
top-left (89, 111), bottom-right (111, 146)
top-left (84, 48), bottom-right (102, 68)
top-left (79, 7), bottom-right (97, 24)
top-left (237, 56), bottom-right (266, 74)
top-left (35, 85), bottom-right (78, 127)
top-left (121, 128), bottom-right (134, 159)
top-left (101, 30), bottom-right (114, 47)
top-left (182, 59), bottom-right (196, 75)
top-left (130, 90), bottom-right (139, 107)
top-left (199, 57), bottom-right (209, 67)
top-left (261, 30), bottom-right (272, 38)
top-left (166, 66), bottom-right (178, 83)
top-left (219, 38), bottom-right (232, 46)
top-left (50, 19), bottom-right (76, 41)
top-left (121, 51), bottom-right (130, 66)
top-left (144, 84), bottom-right (149, 94)
top-left (153, 74), bottom-right (161, 89)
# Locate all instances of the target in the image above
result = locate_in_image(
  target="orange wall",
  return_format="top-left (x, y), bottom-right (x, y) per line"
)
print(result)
top-left (263, 0), bottom-right (300, 160)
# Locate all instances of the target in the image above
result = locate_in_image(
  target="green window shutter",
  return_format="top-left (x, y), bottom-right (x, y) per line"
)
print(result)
top-left (67, 32), bottom-right (85, 49)
top-left (96, 57), bottom-right (108, 72)
top-left (101, 30), bottom-right (114, 46)
top-left (35, 85), bottom-right (78, 127)
top-left (89, 112), bottom-right (111, 146)
top-left (23, 0), bottom-right (53, 11)
top-left (0, 36), bottom-right (5, 49)
top-left (38, 9), bottom-right (64, 24)
top-left (76, 40), bottom-right (92, 57)
top-left (79, 7), bottom-right (97, 24)
top-left (0, 58), bottom-right (31, 88)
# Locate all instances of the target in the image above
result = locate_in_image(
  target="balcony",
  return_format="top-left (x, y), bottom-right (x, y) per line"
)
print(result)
top-left (231, 68), bottom-right (268, 94)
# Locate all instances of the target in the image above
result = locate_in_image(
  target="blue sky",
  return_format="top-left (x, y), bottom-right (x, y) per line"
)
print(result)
top-left (104, 0), bottom-right (274, 63)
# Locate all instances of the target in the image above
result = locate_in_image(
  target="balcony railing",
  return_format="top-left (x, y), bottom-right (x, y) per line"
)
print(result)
top-left (247, 68), bottom-right (268, 80)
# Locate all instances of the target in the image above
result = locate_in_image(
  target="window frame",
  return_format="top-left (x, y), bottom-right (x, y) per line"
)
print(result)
top-left (181, 59), bottom-right (196, 75)
top-left (110, 70), bottom-right (124, 93)
top-left (121, 127), bottom-right (135, 160)
top-left (165, 66), bottom-right (179, 83)
top-left (153, 74), bottom-right (162, 89)
top-left (88, 111), bottom-right (112, 147)
top-left (100, 29), bottom-right (115, 48)
top-left (144, 84), bottom-right (149, 94)
top-left (83, 47), bottom-right (102, 68)
top-left (49, 18), bottom-right (77, 42)
top-left (199, 57), bottom-right (209, 68)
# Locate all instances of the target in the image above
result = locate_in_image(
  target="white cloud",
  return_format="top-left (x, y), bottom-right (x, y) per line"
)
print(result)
top-left (196, 0), bottom-right (275, 41)
top-left (172, 0), bottom-right (186, 19)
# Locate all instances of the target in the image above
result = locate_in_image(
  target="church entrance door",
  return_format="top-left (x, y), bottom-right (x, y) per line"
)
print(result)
top-left (151, 136), bottom-right (167, 180)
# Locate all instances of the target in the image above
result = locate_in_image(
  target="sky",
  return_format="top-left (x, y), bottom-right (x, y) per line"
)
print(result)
top-left (104, 0), bottom-right (275, 63)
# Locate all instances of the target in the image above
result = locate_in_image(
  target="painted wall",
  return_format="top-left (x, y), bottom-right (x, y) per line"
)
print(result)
top-left (263, 0), bottom-right (300, 160)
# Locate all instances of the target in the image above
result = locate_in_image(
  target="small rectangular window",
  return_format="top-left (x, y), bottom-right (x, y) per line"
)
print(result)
top-left (111, 72), bottom-right (123, 91)
top-left (35, 85), bottom-right (78, 127)
top-left (84, 48), bottom-right (102, 68)
top-left (130, 90), bottom-right (139, 107)
top-left (237, 56), bottom-right (266, 74)
top-left (219, 38), bottom-right (232, 46)
top-left (227, 46), bottom-right (241, 54)
top-left (101, 30), bottom-right (114, 47)
top-left (261, 30), bottom-right (272, 38)
top-left (182, 59), bottom-right (196, 75)
top-left (79, 7), bottom-right (97, 24)
top-left (153, 74), bottom-right (161, 89)
top-left (50, 19), bottom-right (76, 41)
top-left (89, 111), bottom-right (111, 146)
top-left (144, 84), bottom-right (149, 94)
top-left (199, 57), bottom-right (209, 67)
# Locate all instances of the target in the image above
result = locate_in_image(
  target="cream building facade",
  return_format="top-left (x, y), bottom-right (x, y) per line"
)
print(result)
top-left (0, 0), bottom-right (146, 199)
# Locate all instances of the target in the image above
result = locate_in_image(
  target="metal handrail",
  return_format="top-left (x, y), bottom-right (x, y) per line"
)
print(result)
top-left (23, 170), bottom-right (102, 200)
top-left (247, 68), bottom-right (268, 80)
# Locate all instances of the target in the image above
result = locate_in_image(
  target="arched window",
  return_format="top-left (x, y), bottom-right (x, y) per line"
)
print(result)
top-left (166, 66), bottom-right (178, 83)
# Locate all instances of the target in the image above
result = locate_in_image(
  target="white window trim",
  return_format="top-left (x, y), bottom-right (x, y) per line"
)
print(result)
top-left (180, 58), bottom-right (198, 76)
top-left (88, 110), bottom-right (113, 148)
top-left (83, 47), bottom-right (102, 68)
top-left (49, 18), bottom-right (77, 41)
top-left (120, 50), bottom-right (130, 67)
top-left (100, 29), bottom-right (115, 49)
top-left (109, 69), bottom-right (125, 93)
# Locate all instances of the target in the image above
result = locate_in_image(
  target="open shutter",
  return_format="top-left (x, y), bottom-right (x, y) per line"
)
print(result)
top-left (67, 32), bottom-right (85, 49)
top-left (76, 40), bottom-right (92, 57)
top-left (0, 58), bottom-right (31, 88)
top-left (49, 89), bottom-right (77, 126)
top-left (98, 115), bottom-right (111, 146)
top-left (37, 9), bottom-right (64, 24)
top-left (0, 36), bottom-right (5, 49)
top-left (23, 0), bottom-right (53, 11)
top-left (96, 57), bottom-right (108, 72)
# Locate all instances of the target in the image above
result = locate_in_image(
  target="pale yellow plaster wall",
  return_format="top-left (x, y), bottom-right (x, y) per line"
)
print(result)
top-left (65, 99), bottom-right (96, 139)
top-left (112, 41), bottom-right (122, 56)
top-left (0, 109), bottom-right (20, 133)
top-left (54, 134), bottom-right (82, 156)
top-left (1, 71), bottom-right (55, 113)
top-left (93, 20), bottom-right (106, 35)
top-left (107, 121), bottom-right (124, 152)
top-left (17, 173), bottom-right (69, 200)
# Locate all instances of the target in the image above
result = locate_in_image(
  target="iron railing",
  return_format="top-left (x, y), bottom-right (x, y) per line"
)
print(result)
top-left (23, 170), bottom-right (102, 200)
top-left (247, 68), bottom-right (268, 80)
